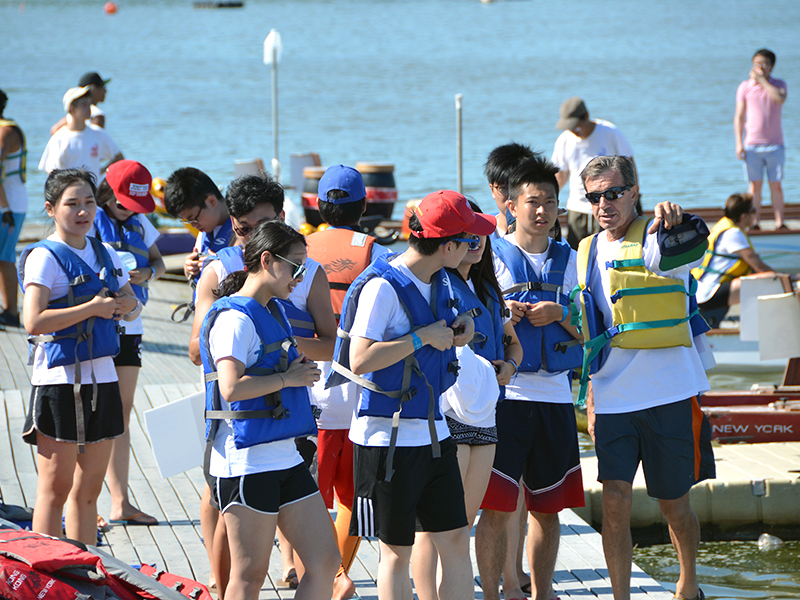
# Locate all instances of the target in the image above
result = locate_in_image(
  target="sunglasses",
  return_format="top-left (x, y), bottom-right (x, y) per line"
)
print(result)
top-left (232, 216), bottom-right (278, 239)
top-left (114, 201), bottom-right (132, 213)
top-left (445, 236), bottom-right (480, 250)
top-left (180, 205), bottom-right (205, 225)
top-left (584, 185), bottom-right (632, 204)
top-left (274, 254), bottom-right (307, 280)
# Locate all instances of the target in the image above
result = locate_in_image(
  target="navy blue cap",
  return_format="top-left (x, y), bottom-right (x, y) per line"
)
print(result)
top-left (317, 165), bottom-right (367, 205)
top-left (656, 213), bottom-right (709, 271)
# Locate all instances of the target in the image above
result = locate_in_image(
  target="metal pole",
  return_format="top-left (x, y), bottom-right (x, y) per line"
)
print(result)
top-left (455, 94), bottom-right (463, 193)
top-left (271, 45), bottom-right (280, 181)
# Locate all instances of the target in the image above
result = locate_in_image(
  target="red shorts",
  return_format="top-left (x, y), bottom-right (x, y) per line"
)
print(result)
top-left (317, 429), bottom-right (355, 510)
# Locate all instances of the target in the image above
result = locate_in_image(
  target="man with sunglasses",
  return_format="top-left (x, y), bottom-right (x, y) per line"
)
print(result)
top-left (328, 190), bottom-right (493, 600)
top-left (551, 97), bottom-right (635, 249)
top-left (576, 155), bottom-right (714, 600)
top-left (163, 167), bottom-right (233, 287)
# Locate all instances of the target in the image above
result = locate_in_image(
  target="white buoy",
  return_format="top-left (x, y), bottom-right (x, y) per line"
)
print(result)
top-left (757, 533), bottom-right (784, 550)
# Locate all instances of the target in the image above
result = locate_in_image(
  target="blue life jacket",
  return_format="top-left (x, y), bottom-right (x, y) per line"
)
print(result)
top-left (94, 208), bottom-right (151, 304)
top-left (326, 253), bottom-right (460, 479)
top-left (493, 237), bottom-right (582, 373)
top-left (449, 273), bottom-right (505, 400)
top-left (202, 245), bottom-right (316, 339)
top-left (200, 295), bottom-right (317, 450)
top-left (18, 237), bottom-right (121, 368)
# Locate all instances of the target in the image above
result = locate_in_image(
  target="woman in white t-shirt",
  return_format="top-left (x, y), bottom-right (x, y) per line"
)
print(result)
top-left (20, 169), bottom-right (141, 546)
top-left (201, 220), bottom-right (338, 600)
top-left (694, 193), bottom-right (778, 327)
top-left (91, 160), bottom-right (166, 527)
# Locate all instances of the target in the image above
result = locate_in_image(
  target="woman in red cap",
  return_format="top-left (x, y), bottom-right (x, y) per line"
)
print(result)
top-left (92, 160), bottom-right (165, 526)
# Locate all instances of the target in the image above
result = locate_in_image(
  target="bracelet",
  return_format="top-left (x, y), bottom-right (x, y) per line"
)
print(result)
top-left (148, 266), bottom-right (157, 282)
top-left (127, 298), bottom-right (142, 316)
top-left (505, 358), bottom-right (519, 376)
top-left (410, 332), bottom-right (423, 351)
top-left (277, 373), bottom-right (285, 389)
top-left (560, 305), bottom-right (569, 323)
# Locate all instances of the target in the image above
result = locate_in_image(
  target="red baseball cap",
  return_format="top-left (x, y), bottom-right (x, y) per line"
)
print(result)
top-left (413, 190), bottom-right (496, 238)
top-left (105, 160), bottom-right (156, 213)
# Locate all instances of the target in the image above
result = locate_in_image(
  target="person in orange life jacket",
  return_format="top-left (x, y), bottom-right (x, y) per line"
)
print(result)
top-left (485, 142), bottom-right (536, 237)
top-left (338, 190), bottom-right (488, 600)
top-left (695, 192), bottom-right (789, 328)
top-left (91, 160), bottom-right (165, 527)
top-left (475, 156), bottom-right (584, 600)
top-left (579, 156), bottom-right (714, 600)
top-left (411, 200), bottom-right (523, 600)
top-left (187, 172), bottom-right (336, 596)
top-left (306, 165), bottom-right (390, 600)
top-left (20, 169), bottom-right (140, 546)
top-left (163, 167), bottom-right (233, 286)
top-left (200, 220), bottom-right (339, 600)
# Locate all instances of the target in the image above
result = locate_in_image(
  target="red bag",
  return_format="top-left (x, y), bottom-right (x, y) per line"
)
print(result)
top-left (138, 564), bottom-right (213, 600)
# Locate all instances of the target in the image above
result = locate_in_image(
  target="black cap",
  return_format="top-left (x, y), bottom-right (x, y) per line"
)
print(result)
top-left (78, 72), bottom-right (110, 87)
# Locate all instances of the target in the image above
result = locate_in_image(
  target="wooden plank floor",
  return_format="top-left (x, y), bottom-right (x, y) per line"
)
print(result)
top-left (0, 279), bottom-right (672, 600)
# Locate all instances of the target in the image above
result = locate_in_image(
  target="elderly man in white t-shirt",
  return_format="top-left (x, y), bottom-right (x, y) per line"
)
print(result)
top-left (577, 156), bottom-right (715, 600)
top-left (551, 97), bottom-right (635, 249)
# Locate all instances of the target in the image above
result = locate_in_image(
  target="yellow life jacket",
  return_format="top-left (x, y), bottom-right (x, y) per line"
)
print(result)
top-left (572, 217), bottom-right (695, 403)
top-left (690, 217), bottom-right (752, 284)
top-left (0, 118), bottom-right (26, 184)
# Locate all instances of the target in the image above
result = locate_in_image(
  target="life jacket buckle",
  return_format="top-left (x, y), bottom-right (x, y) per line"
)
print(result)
top-left (610, 291), bottom-right (621, 304)
top-left (447, 360), bottom-right (460, 376)
top-left (605, 326), bottom-right (620, 339)
top-left (401, 388), bottom-right (417, 402)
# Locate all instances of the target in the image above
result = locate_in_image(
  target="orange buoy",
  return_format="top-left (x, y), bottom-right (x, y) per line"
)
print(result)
top-left (104, 2), bottom-right (118, 14)
top-left (316, 223), bottom-right (330, 232)
top-left (298, 222), bottom-right (316, 236)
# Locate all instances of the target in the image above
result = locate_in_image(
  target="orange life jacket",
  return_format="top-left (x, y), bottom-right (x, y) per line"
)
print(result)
top-left (306, 227), bottom-right (375, 320)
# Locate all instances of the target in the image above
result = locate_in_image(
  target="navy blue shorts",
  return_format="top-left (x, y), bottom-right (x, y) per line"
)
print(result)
top-left (594, 397), bottom-right (716, 500)
top-left (482, 400), bottom-right (584, 514)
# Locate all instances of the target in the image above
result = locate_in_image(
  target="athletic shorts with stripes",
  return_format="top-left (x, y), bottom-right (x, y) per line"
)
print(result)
top-left (350, 437), bottom-right (468, 546)
top-left (215, 463), bottom-right (319, 515)
top-left (317, 428), bottom-right (355, 510)
top-left (481, 399), bottom-right (585, 514)
top-left (594, 396), bottom-right (716, 500)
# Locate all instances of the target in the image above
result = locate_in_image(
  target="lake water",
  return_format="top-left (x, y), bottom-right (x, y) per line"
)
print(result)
top-left (3, 0), bottom-right (800, 226)
top-left (4, 0), bottom-right (799, 596)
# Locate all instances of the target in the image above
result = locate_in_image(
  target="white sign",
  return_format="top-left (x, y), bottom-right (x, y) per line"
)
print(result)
top-left (143, 392), bottom-right (206, 479)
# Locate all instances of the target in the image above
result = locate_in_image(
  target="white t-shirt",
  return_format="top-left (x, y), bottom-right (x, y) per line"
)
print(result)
top-left (22, 233), bottom-right (130, 386)
top-left (313, 243), bottom-right (390, 430)
top-left (695, 227), bottom-right (750, 304)
top-left (551, 119), bottom-right (634, 214)
top-left (207, 296), bottom-right (304, 478)
top-left (38, 125), bottom-right (121, 184)
top-left (88, 213), bottom-right (160, 335)
top-left (347, 255), bottom-right (454, 447)
top-left (589, 225), bottom-right (709, 414)
top-left (494, 235), bottom-right (578, 404)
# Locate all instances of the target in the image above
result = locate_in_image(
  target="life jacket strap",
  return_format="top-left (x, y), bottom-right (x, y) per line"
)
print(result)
top-left (171, 302), bottom-right (195, 323)
top-left (609, 283), bottom-right (687, 304)
top-left (107, 240), bottom-right (150, 259)
top-left (605, 258), bottom-right (645, 269)
top-left (329, 282), bottom-right (350, 291)
top-left (502, 281), bottom-right (562, 296)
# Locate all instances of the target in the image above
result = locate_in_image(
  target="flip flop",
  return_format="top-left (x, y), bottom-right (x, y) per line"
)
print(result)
top-left (110, 511), bottom-right (158, 526)
top-left (674, 588), bottom-right (705, 600)
top-left (97, 515), bottom-right (111, 532)
top-left (276, 568), bottom-right (299, 589)
top-left (521, 582), bottom-right (532, 595)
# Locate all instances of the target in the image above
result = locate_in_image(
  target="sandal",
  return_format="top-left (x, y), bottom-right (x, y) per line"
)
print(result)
top-left (674, 588), bottom-right (705, 600)
top-left (277, 568), bottom-right (299, 589)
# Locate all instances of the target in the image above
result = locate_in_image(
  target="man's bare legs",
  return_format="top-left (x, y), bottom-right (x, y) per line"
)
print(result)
top-left (601, 480), bottom-right (633, 600)
top-left (768, 180), bottom-right (785, 228)
top-left (527, 511), bottom-right (560, 600)
top-left (659, 494), bottom-right (701, 600)
top-left (748, 180), bottom-right (764, 226)
top-left (476, 508), bottom-right (511, 600)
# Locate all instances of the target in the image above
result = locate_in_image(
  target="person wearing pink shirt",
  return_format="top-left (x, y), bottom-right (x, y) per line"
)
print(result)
top-left (734, 49), bottom-right (788, 229)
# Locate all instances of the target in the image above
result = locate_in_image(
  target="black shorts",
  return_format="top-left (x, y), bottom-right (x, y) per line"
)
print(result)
top-left (215, 463), bottom-right (319, 515)
top-left (446, 416), bottom-right (497, 446)
top-left (114, 334), bottom-right (142, 367)
top-left (22, 382), bottom-right (124, 445)
top-left (350, 437), bottom-right (468, 546)
top-left (482, 400), bottom-right (584, 514)
top-left (595, 397), bottom-right (716, 500)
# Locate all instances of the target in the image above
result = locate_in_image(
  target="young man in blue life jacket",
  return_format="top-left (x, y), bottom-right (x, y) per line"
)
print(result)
top-left (575, 155), bottom-right (714, 600)
top-left (306, 165), bottom-right (390, 600)
top-left (163, 167), bottom-right (233, 289)
top-left (485, 143), bottom-right (536, 236)
top-left (476, 155), bottom-right (585, 600)
top-left (328, 190), bottom-right (493, 600)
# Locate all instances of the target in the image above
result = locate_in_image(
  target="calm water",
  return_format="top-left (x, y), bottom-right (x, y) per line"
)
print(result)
top-left (3, 0), bottom-right (800, 226)
top-left (4, 0), bottom-right (799, 595)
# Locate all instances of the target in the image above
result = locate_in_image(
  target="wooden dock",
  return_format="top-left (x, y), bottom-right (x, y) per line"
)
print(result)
top-left (0, 278), bottom-right (672, 600)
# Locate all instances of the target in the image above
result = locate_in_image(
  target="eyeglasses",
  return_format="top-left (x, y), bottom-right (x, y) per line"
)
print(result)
top-left (446, 236), bottom-right (481, 250)
top-left (232, 216), bottom-right (277, 239)
top-left (584, 185), bottom-right (632, 204)
top-left (180, 205), bottom-right (205, 225)
top-left (274, 254), bottom-right (307, 280)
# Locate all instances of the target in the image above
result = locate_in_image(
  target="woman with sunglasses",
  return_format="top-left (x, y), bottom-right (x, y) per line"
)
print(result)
top-left (200, 220), bottom-right (339, 600)
top-left (91, 160), bottom-right (165, 528)
top-left (410, 201), bottom-right (522, 600)
top-left (188, 172), bottom-right (336, 596)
